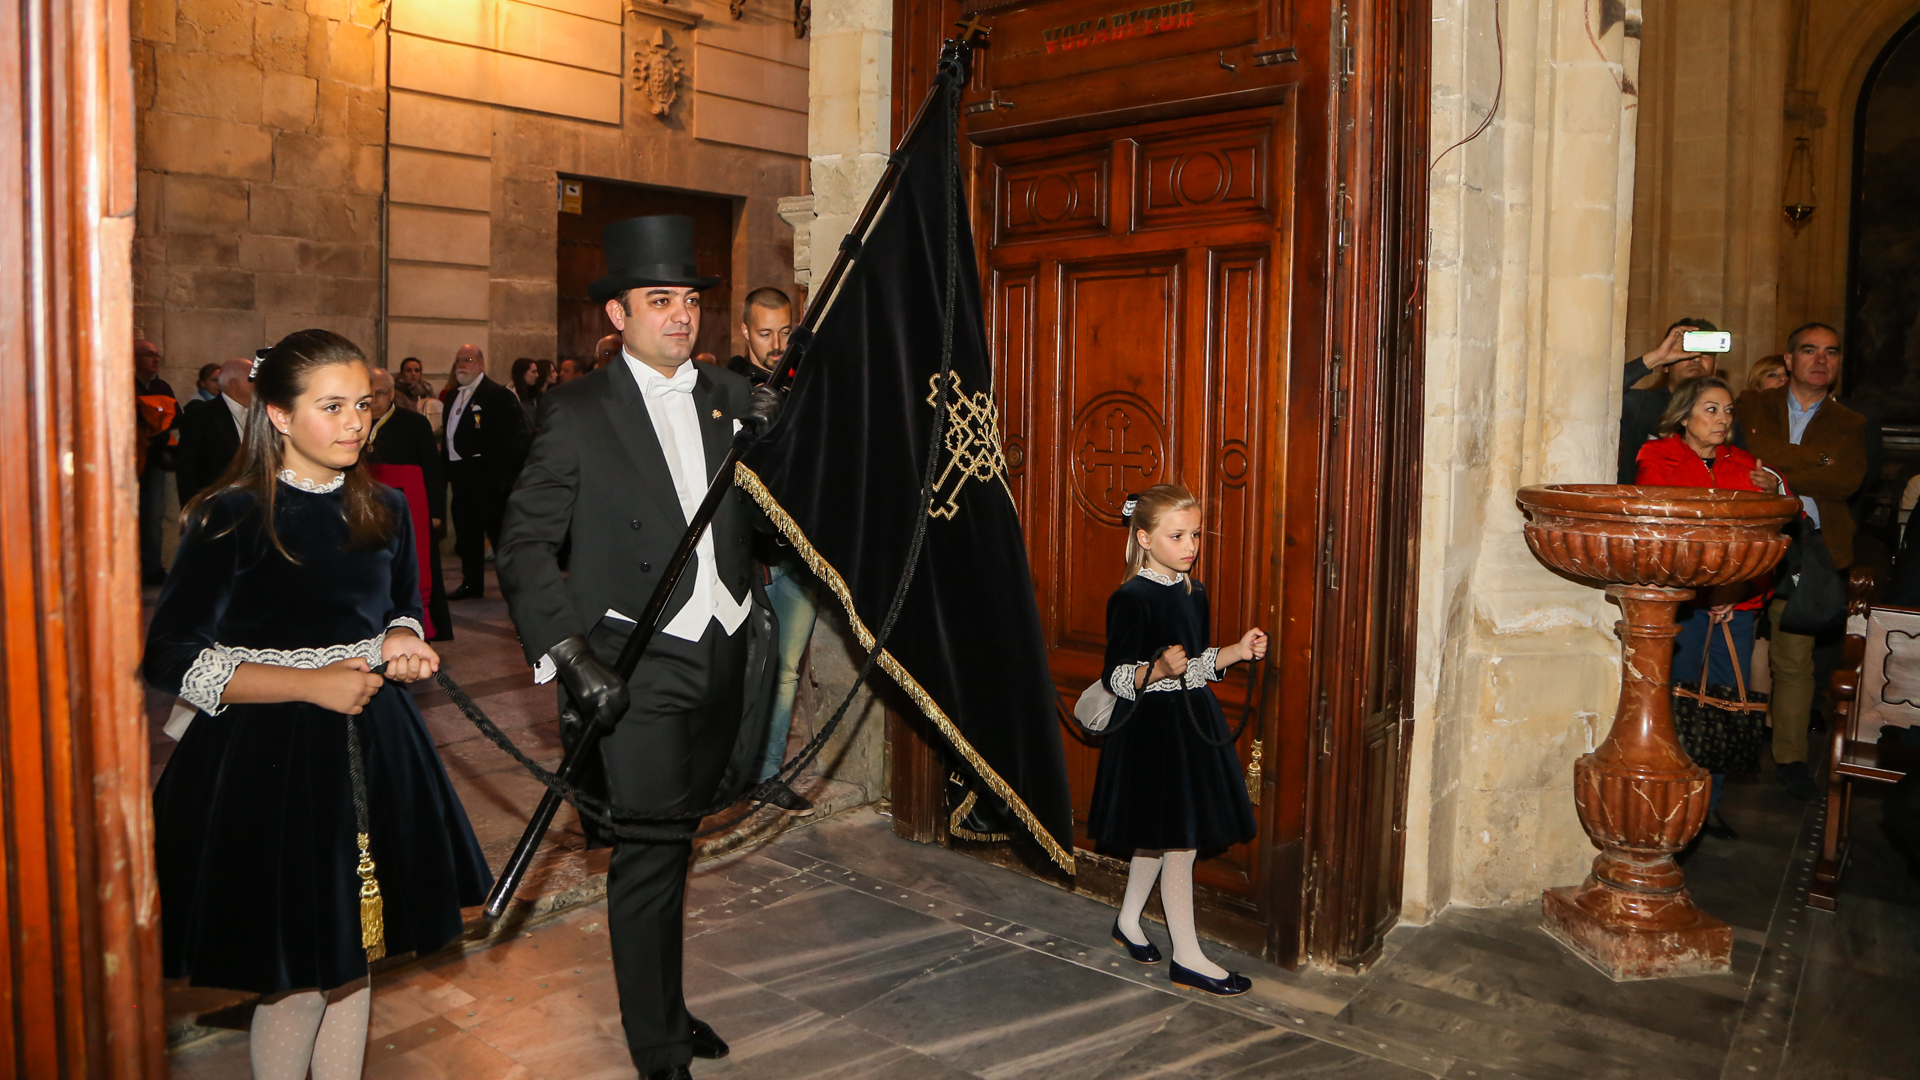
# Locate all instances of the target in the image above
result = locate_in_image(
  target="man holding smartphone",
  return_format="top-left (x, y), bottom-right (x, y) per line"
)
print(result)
top-left (1618, 318), bottom-right (1746, 484)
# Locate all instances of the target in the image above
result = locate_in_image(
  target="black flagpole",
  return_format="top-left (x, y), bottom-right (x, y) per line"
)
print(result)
top-left (483, 27), bottom-right (985, 920)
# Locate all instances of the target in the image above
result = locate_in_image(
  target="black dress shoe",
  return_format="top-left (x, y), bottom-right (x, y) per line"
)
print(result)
top-left (754, 779), bottom-right (814, 816)
top-left (447, 583), bottom-right (483, 601)
top-left (1170, 960), bottom-right (1251, 996)
top-left (689, 1016), bottom-right (729, 1059)
top-left (643, 1067), bottom-right (693, 1080)
top-left (1778, 761), bottom-right (1818, 801)
top-left (1701, 811), bottom-right (1739, 841)
top-left (1111, 918), bottom-right (1162, 964)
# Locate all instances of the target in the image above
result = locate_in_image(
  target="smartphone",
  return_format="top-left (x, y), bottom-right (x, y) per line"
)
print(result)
top-left (1682, 330), bottom-right (1731, 354)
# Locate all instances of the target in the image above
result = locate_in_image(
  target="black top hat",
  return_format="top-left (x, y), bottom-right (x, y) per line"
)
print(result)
top-left (588, 214), bottom-right (721, 303)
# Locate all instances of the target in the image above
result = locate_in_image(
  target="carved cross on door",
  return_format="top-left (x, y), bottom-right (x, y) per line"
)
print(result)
top-left (1077, 403), bottom-right (1162, 512)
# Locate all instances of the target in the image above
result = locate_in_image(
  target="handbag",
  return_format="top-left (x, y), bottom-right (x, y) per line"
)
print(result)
top-left (1074, 678), bottom-right (1118, 732)
top-left (1671, 614), bottom-right (1769, 774)
top-left (1775, 514), bottom-right (1846, 635)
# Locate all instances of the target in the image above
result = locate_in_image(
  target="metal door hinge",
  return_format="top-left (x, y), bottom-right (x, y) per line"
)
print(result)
top-left (1323, 520), bottom-right (1340, 590)
top-left (1338, 8), bottom-right (1354, 90)
top-left (1330, 353), bottom-right (1344, 432)
top-left (1335, 182), bottom-right (1351, 256)
top-left (1318, 687), bottom-right (1331, 755)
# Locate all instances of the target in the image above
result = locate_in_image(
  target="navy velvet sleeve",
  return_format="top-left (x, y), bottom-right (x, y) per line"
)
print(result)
top-left (383, 487), bottom-right (425, 633)
top-left (1103, 586), bottom-right (1151, 704)
top-left (142, 495), bottom-right (243, 705)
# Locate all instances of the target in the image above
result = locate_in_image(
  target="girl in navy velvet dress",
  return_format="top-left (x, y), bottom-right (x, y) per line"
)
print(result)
top-left (145, 330), bottom-right (490, 1080)
top-left (1089, 483), bottom-right (1266, 996)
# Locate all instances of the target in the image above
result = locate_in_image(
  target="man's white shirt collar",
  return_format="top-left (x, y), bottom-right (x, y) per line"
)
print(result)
top-left (219, 392), bottom-right (245, 433)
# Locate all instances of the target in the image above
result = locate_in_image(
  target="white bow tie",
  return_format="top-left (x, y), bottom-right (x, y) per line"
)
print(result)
top-left (645, 365), bottom-right (698, 398)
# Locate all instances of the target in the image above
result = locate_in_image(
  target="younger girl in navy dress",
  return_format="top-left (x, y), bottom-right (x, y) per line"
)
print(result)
top-left (1089, 483), bottom-right (1266, 996)
top-left (145, 330), bottom-right (491, 1080)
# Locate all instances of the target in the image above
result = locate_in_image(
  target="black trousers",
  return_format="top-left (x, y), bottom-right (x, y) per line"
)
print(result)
top-left (447, 459), bottom-right (505, 589)
top-left (592, 621), bottom-right (746, 1074)
top-left (139, 460), bottom-right (168, 577)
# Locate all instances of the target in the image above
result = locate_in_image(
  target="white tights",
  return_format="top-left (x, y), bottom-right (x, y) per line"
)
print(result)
top-left (250, 981), bottom-right (371, 1080)
top-left (1115, 849), bottom-right (1228, 978)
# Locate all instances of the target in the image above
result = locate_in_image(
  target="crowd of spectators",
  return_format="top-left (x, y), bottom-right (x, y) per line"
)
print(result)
top-left (1624, 319), bottom-right (1883, 829)
top-left (129, 288), bottom-right (822, 816)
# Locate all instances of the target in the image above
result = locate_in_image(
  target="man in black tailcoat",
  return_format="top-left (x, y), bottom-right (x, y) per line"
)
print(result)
top-left (174, 357), bottom-right (251, 503)
top-left (496, 215), bottom-right (779, 1080)
top-left (444, 343), bottom-right (529, 599)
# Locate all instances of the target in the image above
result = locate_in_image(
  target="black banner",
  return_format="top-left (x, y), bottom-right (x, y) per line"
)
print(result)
top-left (738, 92), bottom-right (1074, 870)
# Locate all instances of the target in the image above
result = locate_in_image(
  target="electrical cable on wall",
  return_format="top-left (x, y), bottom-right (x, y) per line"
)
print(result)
top-left (1431, 0), bottom-right (1505, 171)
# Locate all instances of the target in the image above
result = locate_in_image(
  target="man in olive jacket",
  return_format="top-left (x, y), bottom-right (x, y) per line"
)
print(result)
top-left (1737, 322), bottom-right (1866, 800)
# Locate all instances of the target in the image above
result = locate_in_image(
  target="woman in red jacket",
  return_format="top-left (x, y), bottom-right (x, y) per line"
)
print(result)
top-left (1636, 375), bottom-right (1783, 840)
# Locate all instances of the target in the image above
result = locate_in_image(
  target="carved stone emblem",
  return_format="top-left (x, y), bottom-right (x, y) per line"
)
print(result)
top-left (633, 27), bottom-right (682, 117)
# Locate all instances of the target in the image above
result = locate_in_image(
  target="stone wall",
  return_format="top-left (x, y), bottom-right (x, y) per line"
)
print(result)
top-left (133, 0), bottom-right (810, 390)
top-left (1402, 0), bottom-right (1645, 917)
top-left (133, 0), bottom-right (387, 391)
top-left (385, 0), bottom-right (807, 384)
top-left (1626, 0), bottom-right (1920, 369)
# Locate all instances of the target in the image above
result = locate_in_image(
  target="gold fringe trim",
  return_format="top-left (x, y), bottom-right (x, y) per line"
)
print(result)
top-left (356, 832), bottom-right (386, 962)
top-left (947, 773), bottom-right (1013, 842)
top-left (736, 462), bottom-right (1075, 873)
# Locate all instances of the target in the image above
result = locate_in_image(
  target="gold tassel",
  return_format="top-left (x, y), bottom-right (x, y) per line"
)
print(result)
top-left (356, 832), bottom-right (386, 962)
top-left (1245, 739), bottom-right (1263, 806)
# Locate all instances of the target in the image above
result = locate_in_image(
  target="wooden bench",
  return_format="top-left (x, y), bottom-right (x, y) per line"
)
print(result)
top-left (1816, 569), bottom-right (1920, 910)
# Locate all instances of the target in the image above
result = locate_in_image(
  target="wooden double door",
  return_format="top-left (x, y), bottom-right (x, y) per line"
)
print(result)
top-left (983, 108), bottom-right (1291, 917)
top-left (890, 0), bottom-right (1430, 969)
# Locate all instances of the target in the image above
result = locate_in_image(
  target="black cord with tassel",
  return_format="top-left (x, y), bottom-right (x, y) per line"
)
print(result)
top-left (344, 705), bottom-right (385, 962)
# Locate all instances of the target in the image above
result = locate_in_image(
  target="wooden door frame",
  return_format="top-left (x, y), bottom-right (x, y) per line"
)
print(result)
top-left (2, 0), bottom-right (168, 1067)
top-left (886, 0), bottom-right (1429, 970)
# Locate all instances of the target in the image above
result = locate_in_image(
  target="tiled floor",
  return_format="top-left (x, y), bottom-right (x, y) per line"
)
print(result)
top-left (168, 776), bottom-right (1920, 1080)
top-left (156, 568), bottom-right (1920, 1080)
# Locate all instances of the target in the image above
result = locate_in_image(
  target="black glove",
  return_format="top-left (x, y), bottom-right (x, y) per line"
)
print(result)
top-left (744, 384), bottom-right (783, 431)
top-left (548, 635), bottom-right (629, 731)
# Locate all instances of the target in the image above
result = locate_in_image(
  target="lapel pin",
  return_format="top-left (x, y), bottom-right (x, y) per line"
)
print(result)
top-left (711, 409), bottom-right (722, 419)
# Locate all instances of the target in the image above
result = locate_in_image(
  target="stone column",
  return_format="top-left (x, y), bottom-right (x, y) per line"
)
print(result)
top-left (798, 0), bottom-right (891, 291)
top-left (1404, 0), bottom-right (1649, 919)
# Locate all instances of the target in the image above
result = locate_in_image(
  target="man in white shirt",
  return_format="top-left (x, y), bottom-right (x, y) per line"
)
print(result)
top-left (495, 215), bottom-right (781, 1080)
top-left (443, 344), bottom-right (529, 599)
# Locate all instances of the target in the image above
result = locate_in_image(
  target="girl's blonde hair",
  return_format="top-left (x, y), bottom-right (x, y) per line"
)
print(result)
top-left (1123, 483), bottom-right (1199, 591)
top-left (1746, 353), bottom-right (1787, 392)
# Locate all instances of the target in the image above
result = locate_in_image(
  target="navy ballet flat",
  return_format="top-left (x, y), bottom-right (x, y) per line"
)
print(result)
top-left (1170, 960), bottom-right (1252, 996)
top-left (1111, 918), bottom-right (1162, 964)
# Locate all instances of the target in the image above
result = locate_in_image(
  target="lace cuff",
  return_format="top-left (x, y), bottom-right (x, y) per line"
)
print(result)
top-left (386, 616), bottom-right (426, 641)
top-left (1109, 663), bottom-right (1143, 701)
top-left (1195, 647), bottom-right (1223, 683)
top-left (179, 646), bottom-right (241, 715)
top-left (176, 634), bottom-right (390, 715)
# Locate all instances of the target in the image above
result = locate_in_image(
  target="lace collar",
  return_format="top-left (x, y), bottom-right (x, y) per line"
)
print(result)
top-left (278, 469), bottom-right (344, 493)
top-left (1137, 567), bottom-right (1184, 586)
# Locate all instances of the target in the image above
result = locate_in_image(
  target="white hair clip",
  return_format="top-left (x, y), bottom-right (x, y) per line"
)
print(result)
top-left (249, 348), bottom-right (268, 381)
top-left (1121, 495), bottom-right (1139, 519)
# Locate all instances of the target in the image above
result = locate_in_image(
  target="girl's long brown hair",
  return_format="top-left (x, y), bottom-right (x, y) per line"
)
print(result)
top-left (183, 329), bottom-right (396, 560)
top-left (1122, 483), bottom-right (1199, 592)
